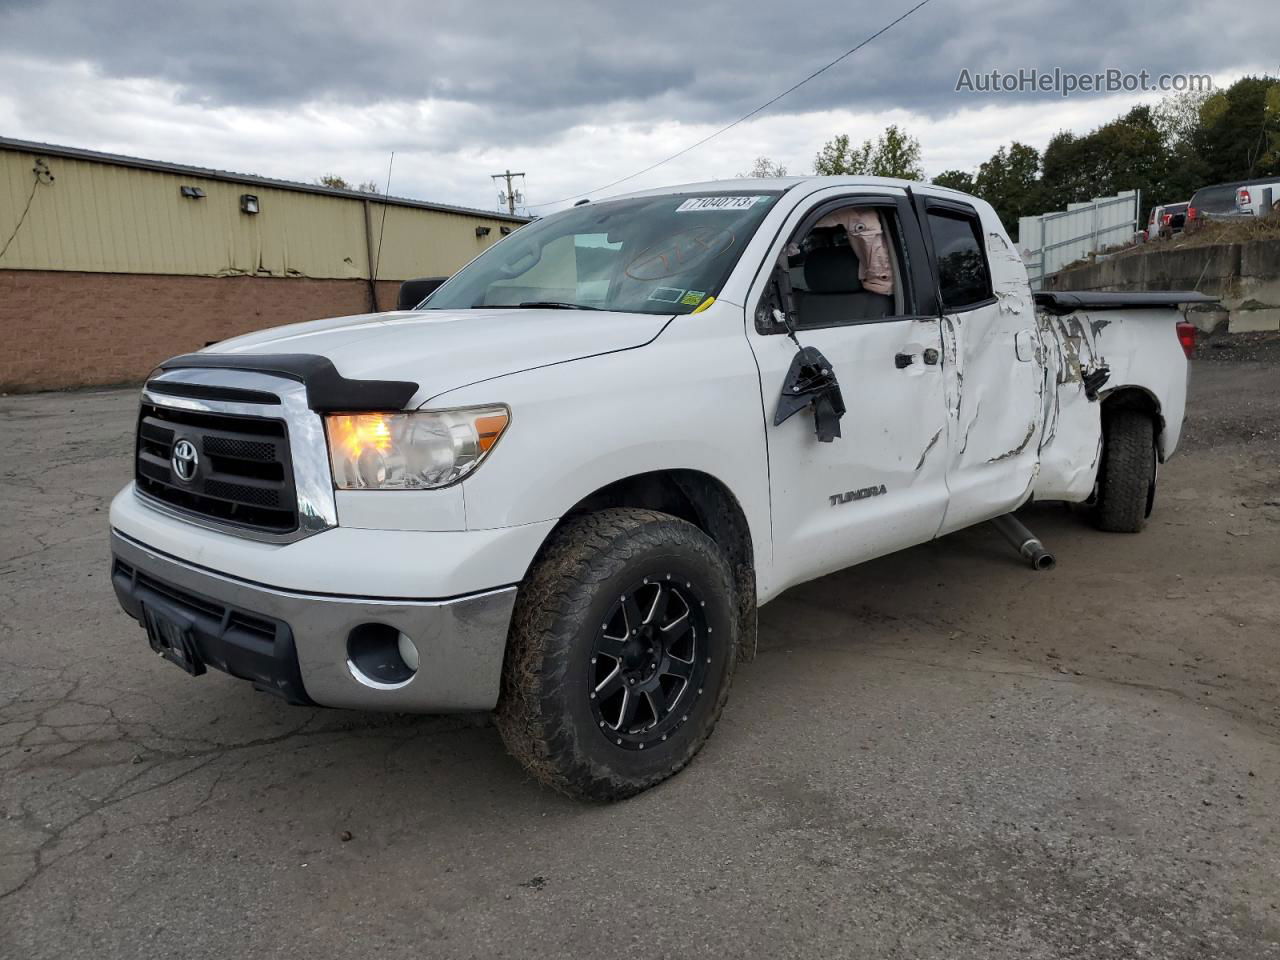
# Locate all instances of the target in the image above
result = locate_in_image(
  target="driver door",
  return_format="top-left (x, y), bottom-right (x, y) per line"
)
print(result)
top-left (746, 188), bottom-right (951, 596)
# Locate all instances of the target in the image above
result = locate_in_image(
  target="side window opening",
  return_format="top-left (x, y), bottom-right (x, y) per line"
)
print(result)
top-left (785, 206), bottom-right (905, 328)
top-left (926, 208), bottom-right (992, 310)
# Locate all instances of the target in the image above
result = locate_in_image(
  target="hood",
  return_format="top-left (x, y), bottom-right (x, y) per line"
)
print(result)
top-left (202, 307), bottom-right (672, 403)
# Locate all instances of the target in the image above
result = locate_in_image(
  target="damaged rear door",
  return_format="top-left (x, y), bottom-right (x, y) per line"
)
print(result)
top-left (746, 188), bottom-right (951, 593)
top-left (919, 197), bottom-right (1046, 534)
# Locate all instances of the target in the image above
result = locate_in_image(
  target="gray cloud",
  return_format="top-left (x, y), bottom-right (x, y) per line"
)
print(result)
top-left (0, 0), bottom-right (1269, 148)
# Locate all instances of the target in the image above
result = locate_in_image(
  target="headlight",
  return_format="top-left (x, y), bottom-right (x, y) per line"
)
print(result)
top-left (325, 406), bottom-right (509, 490)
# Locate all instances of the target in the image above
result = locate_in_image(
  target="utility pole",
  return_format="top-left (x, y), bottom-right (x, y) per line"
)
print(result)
top-left (490, 170), bottom-right (526, 216)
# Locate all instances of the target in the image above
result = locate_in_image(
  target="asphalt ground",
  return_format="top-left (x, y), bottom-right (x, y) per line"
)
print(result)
top-left (2, 354), bottom-right (1278, 959)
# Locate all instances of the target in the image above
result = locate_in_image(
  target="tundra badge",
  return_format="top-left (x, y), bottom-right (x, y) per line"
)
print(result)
top-left (830, 485), bottom-right (887, 506)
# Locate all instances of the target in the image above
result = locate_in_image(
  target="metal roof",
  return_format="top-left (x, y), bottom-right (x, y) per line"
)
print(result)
top-left (0, 135), bottom-right (530, 224)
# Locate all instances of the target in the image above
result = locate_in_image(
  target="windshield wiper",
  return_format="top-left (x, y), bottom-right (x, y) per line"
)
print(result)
top-left (516, 301), bottom-right (602, 311)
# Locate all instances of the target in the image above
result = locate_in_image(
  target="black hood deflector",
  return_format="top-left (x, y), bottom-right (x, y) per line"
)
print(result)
top-left (160, 353), bottom-right (418, 412)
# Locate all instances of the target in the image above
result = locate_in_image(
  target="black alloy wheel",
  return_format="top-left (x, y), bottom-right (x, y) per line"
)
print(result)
top-left (588, 576), bottom-right (710, 751)
top-left (496, 508), bottom-right (737, 801)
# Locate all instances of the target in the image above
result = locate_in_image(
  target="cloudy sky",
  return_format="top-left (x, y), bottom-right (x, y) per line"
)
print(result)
top-left (0, 0), bottom-right (1272, 214)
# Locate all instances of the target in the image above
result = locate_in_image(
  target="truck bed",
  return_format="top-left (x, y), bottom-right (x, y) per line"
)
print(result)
top-left (1033, 290), bottom-right (1219, 315)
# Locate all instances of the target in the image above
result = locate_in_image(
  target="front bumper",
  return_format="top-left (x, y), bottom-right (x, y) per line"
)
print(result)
top-left (110, 530), bottom-right (517, 712)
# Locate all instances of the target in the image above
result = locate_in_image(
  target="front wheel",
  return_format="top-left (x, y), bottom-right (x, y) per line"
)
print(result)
top-left (1094, 409), bottom-right (1157, 532)
top-left (496, 508), bottom-right (737, 801)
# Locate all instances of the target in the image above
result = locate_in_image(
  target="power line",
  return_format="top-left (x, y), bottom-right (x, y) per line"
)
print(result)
top-left (525, 0), bottom-right (936, 209)
top-left (0, 159), bottom-right (52, 261)
top-left (373, 151), bottom-right (395, 293)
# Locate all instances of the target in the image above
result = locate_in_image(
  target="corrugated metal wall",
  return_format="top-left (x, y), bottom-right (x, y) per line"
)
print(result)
top-left (1017, 190), bottom-right (1141, 288)
top-left (0, 146), bottom-right (516, 281)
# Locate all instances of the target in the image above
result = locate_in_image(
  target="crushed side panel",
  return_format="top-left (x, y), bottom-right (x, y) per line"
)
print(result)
top-left (1032, 309), bottom-right (1103, 502)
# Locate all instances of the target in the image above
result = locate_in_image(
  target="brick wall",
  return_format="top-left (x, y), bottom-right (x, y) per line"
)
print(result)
top-left (1, 270), bottom-right (404, 392)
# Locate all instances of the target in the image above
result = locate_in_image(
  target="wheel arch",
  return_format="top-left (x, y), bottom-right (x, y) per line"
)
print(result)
top-left (528, 470), bottom-right (759, 663)
top-left (1101, 385), bottom-right (1167, 460)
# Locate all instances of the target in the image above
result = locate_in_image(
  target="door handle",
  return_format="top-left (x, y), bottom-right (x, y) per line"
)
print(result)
top-left (894, 353), bottom-right (915, 369)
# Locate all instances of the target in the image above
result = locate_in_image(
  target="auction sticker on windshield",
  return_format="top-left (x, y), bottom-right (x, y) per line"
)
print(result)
top-left (675, 196), bottom-right (764, 212)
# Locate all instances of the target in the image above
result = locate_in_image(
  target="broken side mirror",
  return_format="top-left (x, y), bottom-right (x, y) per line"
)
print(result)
top-left (763, 264), bottom-right (845, 442)
top-left (774, 345), bottom-right (846, 443)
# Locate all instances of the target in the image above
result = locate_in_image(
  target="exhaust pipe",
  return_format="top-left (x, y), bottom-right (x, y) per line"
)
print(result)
top-left (990, 514), bottom-right (1056, 571)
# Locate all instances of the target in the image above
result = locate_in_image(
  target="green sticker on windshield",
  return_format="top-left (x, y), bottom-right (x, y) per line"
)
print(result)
top-left (680, 290), bottom-right (707, 306)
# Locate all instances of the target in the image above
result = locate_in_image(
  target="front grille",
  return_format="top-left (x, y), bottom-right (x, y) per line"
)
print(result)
top-left (135, 401), bottom-right (298, 533)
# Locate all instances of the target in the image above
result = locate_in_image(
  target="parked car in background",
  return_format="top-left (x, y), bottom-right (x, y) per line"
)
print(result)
top-left (1233, 180), bottom-right (1280, 218)
top-left (1145, 204), bottom-right (1162, 240)
top-left (1188, 178), bottom-right (1280, 228)
top-left (1157, 202), bottom-right (1188, 239)
top-left (1145, 203), bottom-right (1188, 240)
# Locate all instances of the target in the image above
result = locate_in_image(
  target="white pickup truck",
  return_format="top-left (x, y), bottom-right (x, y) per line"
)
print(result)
top-left (109, 176), bottom-right (1214, 800)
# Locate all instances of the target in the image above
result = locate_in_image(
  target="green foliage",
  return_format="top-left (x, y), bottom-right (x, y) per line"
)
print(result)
top-left (974, 142), bottom-right (1044, 232)
top-left (802, 77), bottom-right (1280, 236)
top-left (814, 125), bottom-right (923, 180)
top-left (738, 156), bottom-right (788, 178)
top-left (814, 133), bottom-right (868, 175)
top-left (1191, 76), bottom-right (1280, 181)
top-left (315, 174), bottom-right (381, 193)
top-left (931, 169), bottom-right (975, 193)
top-left (1153, 88), bottom-right (1211, 146)
top-left (961, 77), bottom-right (1277, 230)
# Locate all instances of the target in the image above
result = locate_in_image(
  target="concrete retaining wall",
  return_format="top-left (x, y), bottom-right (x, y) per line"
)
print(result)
top-left (1046, 239), bottom-right (1280, 333)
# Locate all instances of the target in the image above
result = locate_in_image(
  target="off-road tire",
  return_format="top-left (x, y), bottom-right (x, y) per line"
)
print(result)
top-left (1094, 409), bottom-right (1156, 533)
top-left (496, 508), bottom-right (736, 801)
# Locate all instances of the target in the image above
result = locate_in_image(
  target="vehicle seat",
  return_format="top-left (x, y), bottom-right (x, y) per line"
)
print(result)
top-left (796, 247), bottom-right (894, 325)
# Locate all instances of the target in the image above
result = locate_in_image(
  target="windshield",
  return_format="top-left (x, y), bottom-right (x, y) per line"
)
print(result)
top-left (421, 192), bottom-right (782, 315)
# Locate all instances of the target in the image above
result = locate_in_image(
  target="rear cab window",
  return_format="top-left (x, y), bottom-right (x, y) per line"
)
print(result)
top-left (925, 206), bottom-right (993, 311)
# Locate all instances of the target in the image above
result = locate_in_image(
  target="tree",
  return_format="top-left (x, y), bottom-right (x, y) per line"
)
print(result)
top-left (738, 156), bottom-right (788, 178)
top-left (1038, 107), bottom-right (1170, 217)
top-left (974, 142), bottom-right (1044, 231)
top-left (932, 169), bottom-right (976, 193)
top-left (1192, 76), bottom-right (1280, 181)
top-left (315, 175), bottom-right (382, 193)
top-left (1153, 88), bottom-right (1211, 147)
top-left (813, 125), bottom-right (923, 180)
top-left (813, 133), bottom-right (868, 175)
top-left (1039, 130), bottom-right (1093, 210)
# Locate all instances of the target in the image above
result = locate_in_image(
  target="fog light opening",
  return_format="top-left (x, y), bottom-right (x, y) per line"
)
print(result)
top-left (397, 631), bottom-right (420, 672)
top-left (346, 622), bottom-right (417, 690)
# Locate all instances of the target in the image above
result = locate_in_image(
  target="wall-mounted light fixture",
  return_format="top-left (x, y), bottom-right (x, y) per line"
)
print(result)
top-left (240, 194), bottom-right (260, 215)
top-left (180, 185), bottom-right (206, 199)
top-left (475, 226), bottom-right (491, 237)
top-left (499, 225), bottom-right (513, 235)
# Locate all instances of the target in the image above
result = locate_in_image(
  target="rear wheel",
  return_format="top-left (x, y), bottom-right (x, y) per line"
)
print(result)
top-left (1094, 409), bottom-right (1156, 532)
top-left (496, 508), bottom-right (736, 801)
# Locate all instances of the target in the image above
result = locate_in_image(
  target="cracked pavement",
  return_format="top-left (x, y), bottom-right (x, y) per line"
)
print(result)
top-left (2, 357), bottom-right (1279, 959)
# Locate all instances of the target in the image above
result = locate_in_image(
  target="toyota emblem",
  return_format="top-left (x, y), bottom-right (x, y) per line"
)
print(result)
top-left (171, 439), bottom-right (199, 482)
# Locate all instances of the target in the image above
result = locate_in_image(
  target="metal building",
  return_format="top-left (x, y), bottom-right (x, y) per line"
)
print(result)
top-left (0, 137), bottom-right (528, 391)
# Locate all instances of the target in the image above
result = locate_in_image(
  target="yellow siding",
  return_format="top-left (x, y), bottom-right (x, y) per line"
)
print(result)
top-left (0, 146), bottom-right (515, 280)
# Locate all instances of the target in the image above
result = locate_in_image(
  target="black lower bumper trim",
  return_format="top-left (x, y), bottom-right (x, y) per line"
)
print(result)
top-left (111, 555), bottom-right (315, 706)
